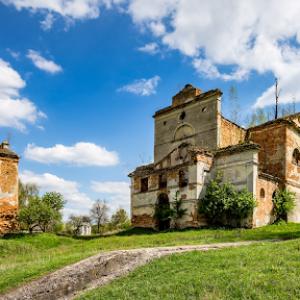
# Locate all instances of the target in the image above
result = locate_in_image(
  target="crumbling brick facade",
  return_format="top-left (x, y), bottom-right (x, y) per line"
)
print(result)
top-left (0, 142), bottom-right (19, 235)
top-left (129, 84), bottom-right (300, 229)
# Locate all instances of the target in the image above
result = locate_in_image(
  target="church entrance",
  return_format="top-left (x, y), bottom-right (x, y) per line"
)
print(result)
top-left (156, 193), bottom-right (171, 231)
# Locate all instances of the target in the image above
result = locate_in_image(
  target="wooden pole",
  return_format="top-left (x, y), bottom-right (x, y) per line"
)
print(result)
top-left (275, 78), bottom-right (279, 119)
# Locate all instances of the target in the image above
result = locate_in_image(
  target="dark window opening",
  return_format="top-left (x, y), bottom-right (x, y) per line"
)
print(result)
top-left (260, 188), bottom-right (265, 199)
top-left (179, 170), bottom-right (188, 188)
top-left (159, 174), bottom-right (167, 189)
top-left (179, 111), bottom-right (186, 120)
top-left (292, 148), bottom-right (300, 166)
top-left (202, 107), bottom-right (207, 112)
top-left (141, 177), bottom-right (149, 192)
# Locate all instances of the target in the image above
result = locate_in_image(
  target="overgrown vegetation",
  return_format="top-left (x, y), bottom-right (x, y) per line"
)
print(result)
top-left (199, 174), bottom-right (256, 227)
top-left (154, 191), bottom-right (187, 230)
top-left (273, 189), bottom-right (296, 222)
top-left (2, 223), bottom-right (300, 293)
top-left (18, 182), bottom-right (65, 234)
top-left (78, 238), bottom-right (300, 300)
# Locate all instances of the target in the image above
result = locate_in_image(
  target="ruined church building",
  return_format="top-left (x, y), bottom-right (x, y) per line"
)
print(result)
top-left (129, 84), bottom-right (300, 229)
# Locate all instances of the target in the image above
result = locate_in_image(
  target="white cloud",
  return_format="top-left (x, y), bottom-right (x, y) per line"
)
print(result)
top-left (27, 50), bottom-right (62, 74)
top-left (118, 75), bottom-right (160, 96)
top-left (2, 0), bottom-right (124, 29)
top-left (91, 181), bottom-right (129, 195)
top-left (193, 59), bottom-right (249, 82)
top-left (138, 42), bottom-right (159, 55)
top-left (126, 0), bottom-right (300, 108)
top-left (6, 48), bottom-right (20, 60)
top-left (91, 180), bottom-right (130, 213)
top-left (40, 13), bottom-right (55, 31)
top-left (20, 170), bottom-right (93, 217)
top-left (0, 58), bottom-right (45, 131)
top-left (24, 142), bottom-right (119, 167)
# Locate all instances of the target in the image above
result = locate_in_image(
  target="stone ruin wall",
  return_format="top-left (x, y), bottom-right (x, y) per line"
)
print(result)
top-left (0, 157), bottom-right (19, 235)
top-left (131, 155), bottom-right (213, 229)
top-left (248, 123), bottom-right (286, 178)
top-left (254, 175), bottom-right (278, 227)
top-left (219, 117), bottom-right (246, 148)
top-left (285, 126), bottom-right (300, 222)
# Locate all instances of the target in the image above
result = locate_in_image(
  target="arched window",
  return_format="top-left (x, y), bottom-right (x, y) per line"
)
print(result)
top-left (292, 149), bottom-right (300, 166)
top-left (260, 188), bottom-right (265, 199)
top-left (156, 193), bottom-right (170, 231)
top-left (174, 124), bottom-right (194, 140)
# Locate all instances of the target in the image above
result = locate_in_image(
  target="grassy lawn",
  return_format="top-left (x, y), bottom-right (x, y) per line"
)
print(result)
top-left (1, 223), bottom-right (300, 294)
top-left (78, 239), bottom-right (300, 300)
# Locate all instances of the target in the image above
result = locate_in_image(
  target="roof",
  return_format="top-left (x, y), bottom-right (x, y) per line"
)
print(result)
top-left (258, 172), bottom-right (281, 183)
top-left (128, 163), bottom-right (155, 177)
top-left (0, 147), bottom-right (19, 159)
top-left (215, 142), bottom-right (260, 157)
top-left (247, 117), bottom-right (300, 136)
top-left (153, 88), bottom-right (222, 118)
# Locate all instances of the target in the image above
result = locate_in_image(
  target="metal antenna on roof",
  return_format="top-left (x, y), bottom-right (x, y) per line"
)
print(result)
top-left (275, 78), bottom-right (279, 119)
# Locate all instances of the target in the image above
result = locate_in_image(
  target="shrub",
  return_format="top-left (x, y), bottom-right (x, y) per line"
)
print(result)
top-left (273, 189), bottom-right (296, 222)
top-left (154, 191), bottom-right (187, 230)
top-left (170, 191), bottom-right (187, 229)
top-left (199, 175), bottom-right (256, 227)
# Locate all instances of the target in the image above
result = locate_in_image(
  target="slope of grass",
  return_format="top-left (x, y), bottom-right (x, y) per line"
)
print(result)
top-left (1, 223), bottom-right (300, 294)
top-left (79, 239), bottom-right (300, 300)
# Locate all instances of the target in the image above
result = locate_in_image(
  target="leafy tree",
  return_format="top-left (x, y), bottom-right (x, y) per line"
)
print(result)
top-left (42, 192), bottom-right (65, 211)
top-left (18, 181), bottom-right (39, 207)
top-left (199, 174), bottom-right (256, 227)
top-left (18, 196), bottom-right (40, 233)
top-left (111, 208), bottom-right (129, 228)
top-left (18, 196), bottom-right (54, 233)
top-left (170, 191), bottom-right (187, 229)
top-left (273, 189), bottom-right (296, 222)
top-left (154, 192), bottom-right (187, 230)
top-left (18, 191), bottom-right (65, 233)
top-left (90, 200), bottom-right (109, 233)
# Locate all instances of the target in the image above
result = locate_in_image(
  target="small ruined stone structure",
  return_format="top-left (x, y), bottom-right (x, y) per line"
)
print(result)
top-left (79, 222), bottom-right (92, 236)
top-left (0, 141), bottom-right (19, 235)
top-left (129, 84), bottom-right (300, 229)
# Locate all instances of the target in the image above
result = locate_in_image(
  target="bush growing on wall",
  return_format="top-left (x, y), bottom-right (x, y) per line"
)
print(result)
top-left (199, 174), bottom-right (256, 227)
top-left (273, 189), bottom-right (296, 222)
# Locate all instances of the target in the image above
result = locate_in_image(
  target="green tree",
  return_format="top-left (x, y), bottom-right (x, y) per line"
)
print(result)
top-left (111, 208), bottom-right (129, 228)
top-left (170, 191), bottom-right (187, 229)
top-left (42, 192), bottom-right (65, 211)
top-left (199, 173), bottom-right (256, 227)
top-left (273, 189), bottom-right (296, 222)
top-left (18, 181), bottom-right (39, 207)
top-left (18, 192), bottom-right (65, 233)
top-left (18, 196), bottom-right (53, 233)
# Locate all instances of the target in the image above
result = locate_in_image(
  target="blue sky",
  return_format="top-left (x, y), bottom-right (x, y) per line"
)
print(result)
top-left (1, 0), bottom-right (300, 217)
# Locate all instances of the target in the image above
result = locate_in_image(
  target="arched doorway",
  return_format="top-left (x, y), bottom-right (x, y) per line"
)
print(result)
top-left (156, 193), bottom-right (171, 231)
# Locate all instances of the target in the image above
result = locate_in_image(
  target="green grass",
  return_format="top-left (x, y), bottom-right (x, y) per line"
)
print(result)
top-left (1, 223), bottom-right (300, 294)
top-left (79, 239), bottom-right (300, 300)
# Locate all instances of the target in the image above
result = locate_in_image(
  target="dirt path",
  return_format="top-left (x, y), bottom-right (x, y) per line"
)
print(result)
top-left (1, 240), bottom-right (276, 300)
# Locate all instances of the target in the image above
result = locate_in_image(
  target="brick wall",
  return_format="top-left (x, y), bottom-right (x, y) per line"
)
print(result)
top-left (220, 117), bottom-right (246, 148)
top-left (248, 123), bottom-right (286, 178)
top-left (0, 156), bottom-right (19, 235)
